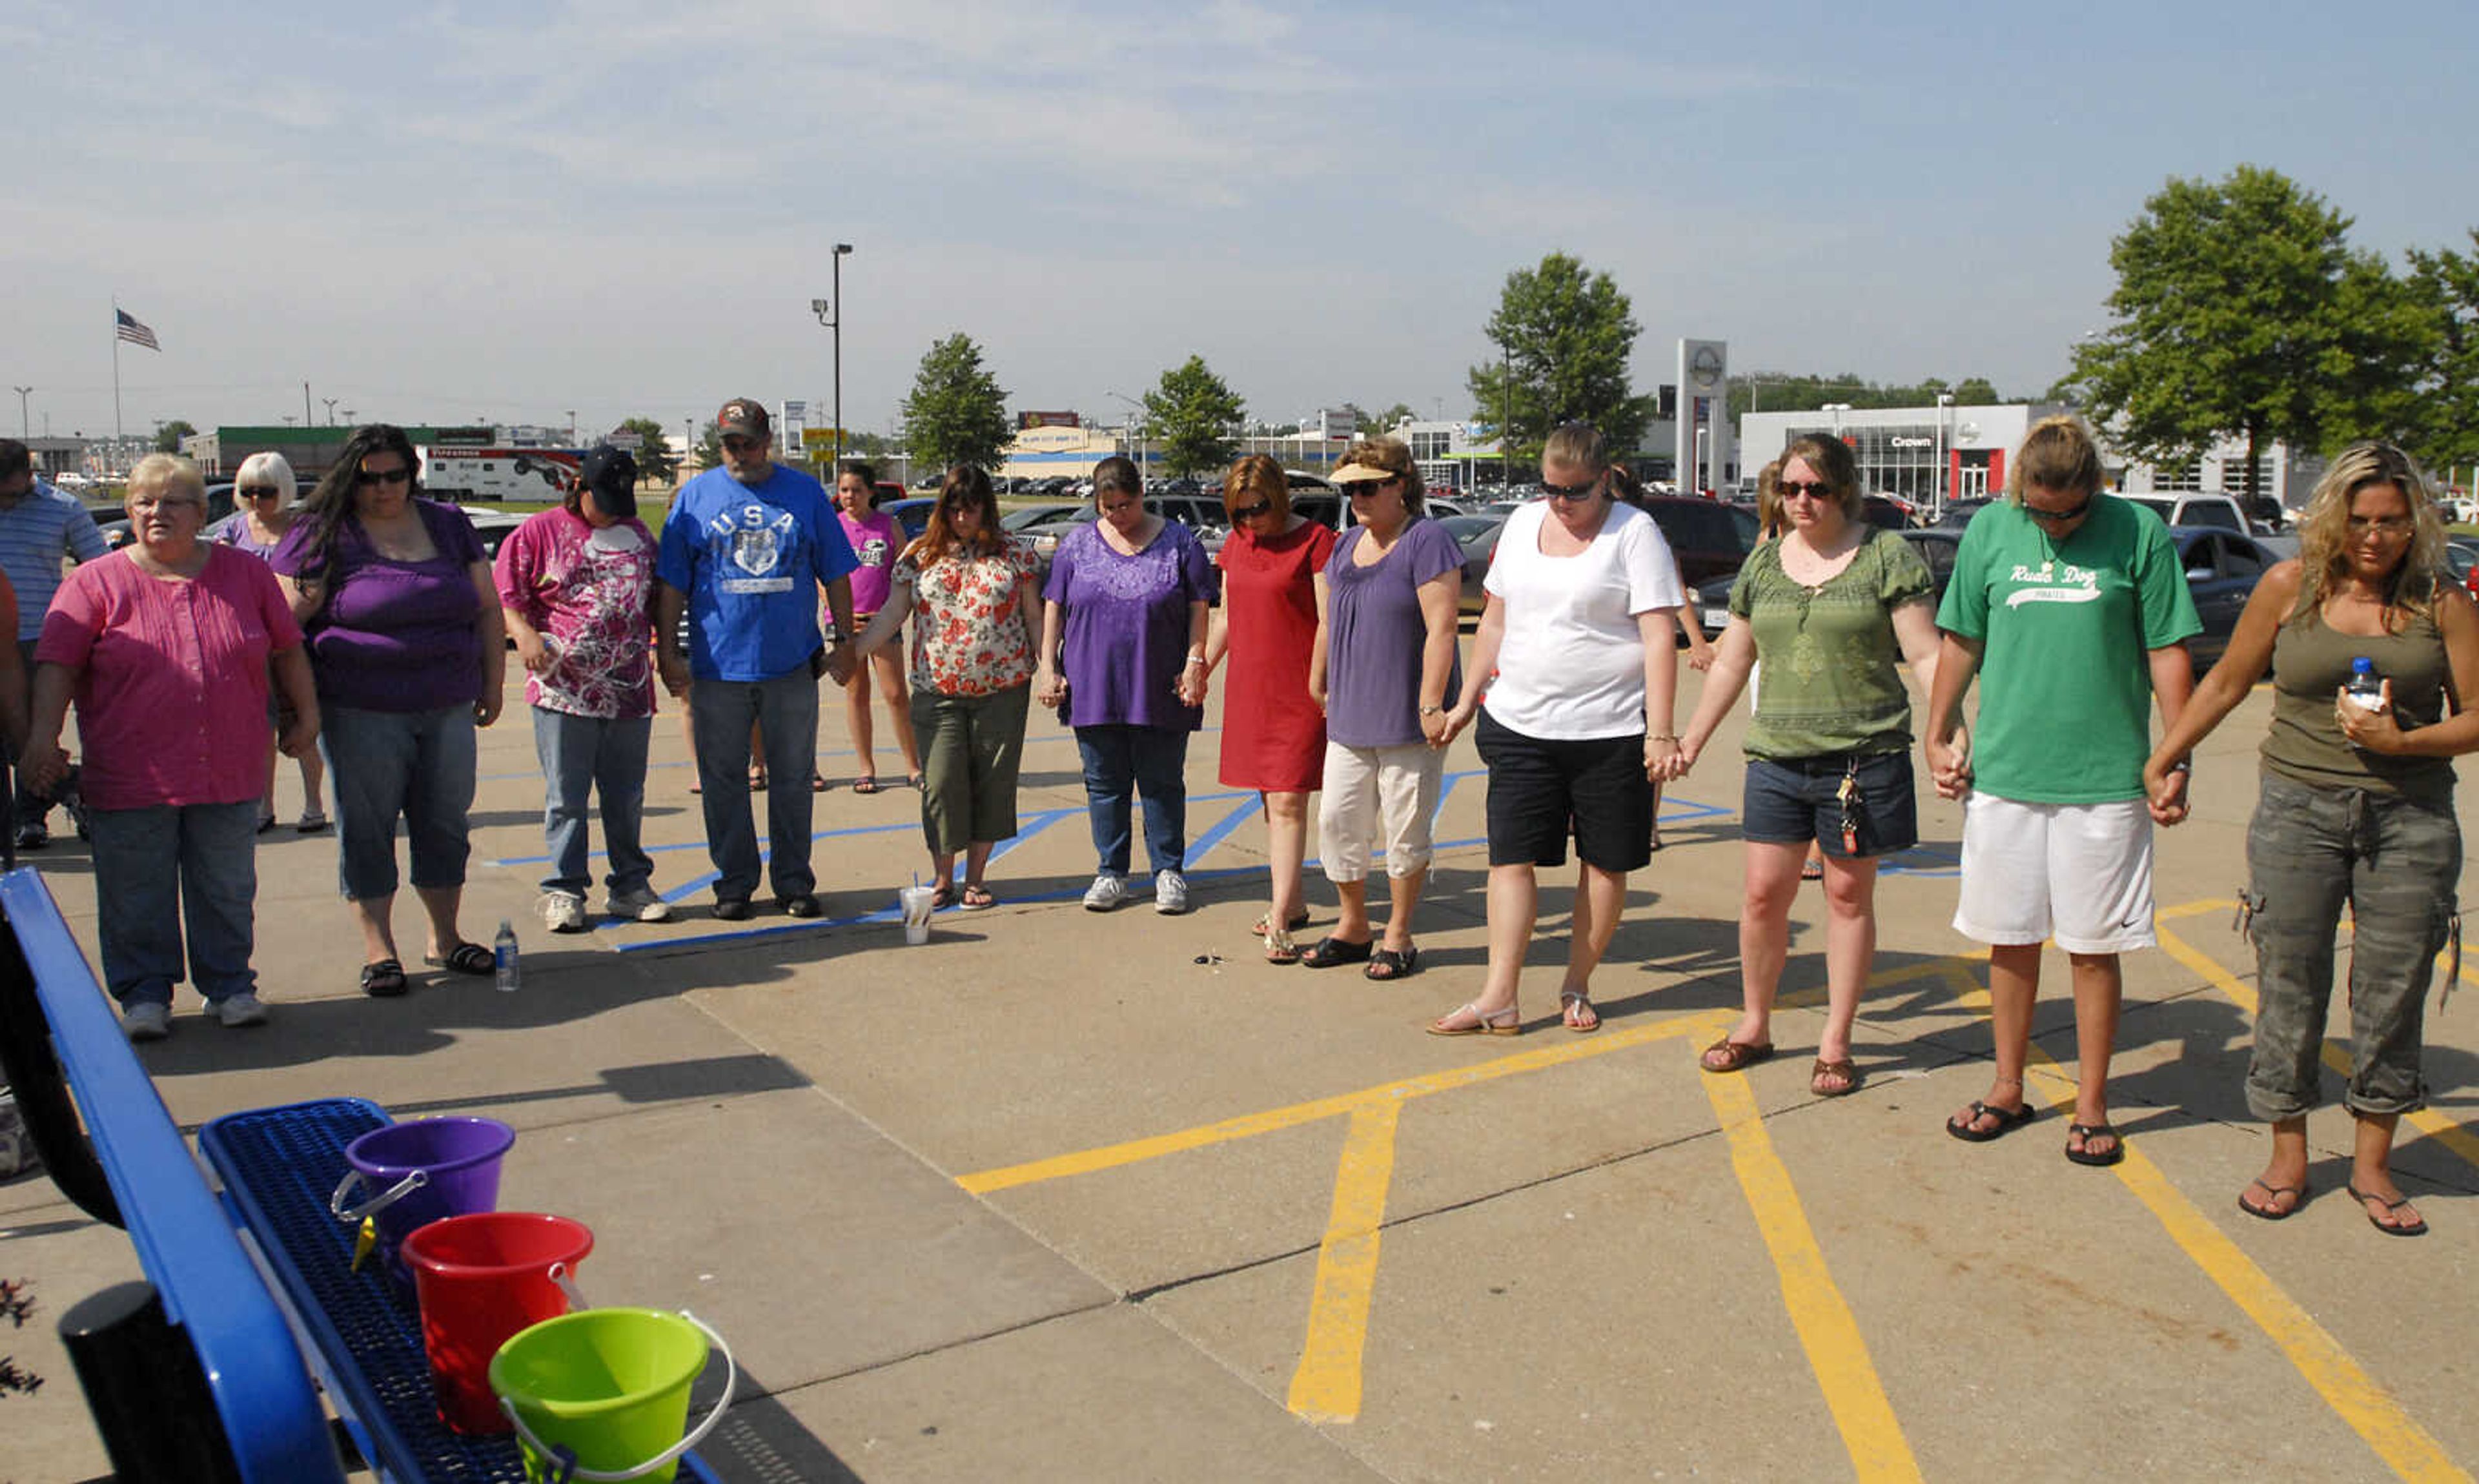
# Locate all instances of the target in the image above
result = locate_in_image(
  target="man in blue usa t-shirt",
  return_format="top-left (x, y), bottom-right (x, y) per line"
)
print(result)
top-left (655, 399), bottom-right (859, 921)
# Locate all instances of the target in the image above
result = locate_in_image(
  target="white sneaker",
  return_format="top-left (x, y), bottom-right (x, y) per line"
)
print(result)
top-left (123, 1001), bottom-right (171, 1042)
top-left (1154, 869), bottom-right (1189, 915)
top-left (539, 890), bottom-right (587, 933)
top-left (214, 993), bottom-right (269, 1028)
top-left (1081, 873), bottom-right (1126, 911)
top-left (604, 885), bottom-right (673, 923)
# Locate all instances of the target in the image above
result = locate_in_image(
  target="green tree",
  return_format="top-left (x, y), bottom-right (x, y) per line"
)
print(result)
top-left (901, 332), bottom-right (1013, 474)
top-left (154, 419), bottom-right (196, 454)
top-left (1952, 377), bottom-right (2001, 404)
top-left (2069, 165), bottom-right (2403, 500)
top-left (1362, 402), bottom-right (1415, 434)
top-left (1467, 254), bottom-right (1653, 465)
top-left (693, 420), bottom-right (722, 472)
top-left (617, 416), bottom-right (677, 485)
top-left (1142, 356), bottom-right (1245, 476)
top-left (2400, 232), bottom-right (2479, 471)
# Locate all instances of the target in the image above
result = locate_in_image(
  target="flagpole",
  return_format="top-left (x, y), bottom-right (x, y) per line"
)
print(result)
top-left (112, 295), bottom-right (124, 454)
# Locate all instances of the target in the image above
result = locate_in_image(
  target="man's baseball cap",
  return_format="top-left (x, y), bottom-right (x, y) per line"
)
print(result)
top-left (578, 445), bottom-right (638, 518)
top-left (717, 398), bottom-right (771, 438)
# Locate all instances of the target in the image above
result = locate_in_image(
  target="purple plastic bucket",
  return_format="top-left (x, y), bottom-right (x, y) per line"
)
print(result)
top-left (330, 1117), bottom-right (516, 1281)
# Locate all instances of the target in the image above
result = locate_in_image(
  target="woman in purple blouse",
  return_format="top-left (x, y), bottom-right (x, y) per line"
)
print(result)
top-left (1035, 456), bottom-right (1218, 915)
top-left (271, 425), bottom-right (506, 998)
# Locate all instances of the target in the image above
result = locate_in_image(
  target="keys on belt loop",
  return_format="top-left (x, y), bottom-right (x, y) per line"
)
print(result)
top-left (1836, 759), bottom-right (1862, 857)
top-left (2232, 888), bottom-right (2263, 942)
top-left (2443, 908), bottom-right (2462, 1013)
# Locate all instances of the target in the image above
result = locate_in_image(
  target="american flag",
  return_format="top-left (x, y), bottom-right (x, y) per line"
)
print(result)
top-left (114, 309), bottom-right (159, 352)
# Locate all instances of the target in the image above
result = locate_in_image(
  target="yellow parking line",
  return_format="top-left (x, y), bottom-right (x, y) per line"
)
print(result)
top-left (2158, 926), bottom-right (2479, 1172)
top-left (1285, 1102), bottom-right (1402, 1423)
top-left (958, 1011), bottom-right (1715, 1194)
top-left (1697, 1034), bottom-right (1922, 1482)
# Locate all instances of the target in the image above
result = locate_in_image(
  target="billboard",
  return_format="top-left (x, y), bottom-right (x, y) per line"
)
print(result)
top-left (1019, 410), bottom-right (1081, 430)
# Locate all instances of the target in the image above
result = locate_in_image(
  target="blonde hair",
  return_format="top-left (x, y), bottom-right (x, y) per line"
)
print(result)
top-left (2006, 415), bottom-right (2104, 502)
top-left (2289, 442), bottom-right (2445, 627)
top-left (1541, 422), bottom-right (1608, 475)
top-left (125, 452), bottom-right (206, 504)
top-left (1753, 458), bottom-right (1786, 539)
top-left (1223, 453), bottom-right (1291, 523)
top-left (234, 450), bottom-right (296, 497)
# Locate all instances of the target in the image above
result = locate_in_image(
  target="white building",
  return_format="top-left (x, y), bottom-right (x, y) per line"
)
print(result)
top-left (1737, 403), bottom-right (2066, 518)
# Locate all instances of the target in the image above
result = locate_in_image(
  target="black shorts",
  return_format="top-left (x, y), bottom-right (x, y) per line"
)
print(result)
top-left (1741, 750), bottom-right (1919, 858)
top-left (1476, 709), bottom-right (1653, 872)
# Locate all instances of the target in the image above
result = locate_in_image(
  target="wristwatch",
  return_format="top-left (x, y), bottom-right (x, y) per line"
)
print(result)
top-left (822, 623), bottom-right (849, 647)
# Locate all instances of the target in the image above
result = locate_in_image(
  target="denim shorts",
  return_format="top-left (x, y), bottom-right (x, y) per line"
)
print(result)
top-left (1742, 750), bottom-right (1917, 858)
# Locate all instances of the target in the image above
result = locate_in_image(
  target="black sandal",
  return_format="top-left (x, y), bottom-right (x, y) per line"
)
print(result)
top-left (359, 959), bottom-right (407, 997)
top-left (1298, 935), bottom-right (1373, 970)
top-left (423, 942), bottom-right (496, 976)
top-left (1364, 945), bottom-right (1419, 981)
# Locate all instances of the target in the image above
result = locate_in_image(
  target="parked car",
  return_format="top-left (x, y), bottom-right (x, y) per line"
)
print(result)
top-left (1437, 513), bottom-right (1507, 615)
top-left (1693, 528), bottom-right (1961, 636)
top-left (96, 480), bottom-right (250, 550)
top-left (450, 505), bottom-right (530, 560)
top-left (881, 498), bottom-right (937, 540)
top-left (2121, 493), bottom-right (2249, 535)
top-left (2174, 526), bottom-right (2281, 671)
top-left (1934, 498), bottom-right (1994, 529)
top-left (1639, 496), bottom-right (1761, 589)
top-left (1000, 502), bottom-right (1088, 533)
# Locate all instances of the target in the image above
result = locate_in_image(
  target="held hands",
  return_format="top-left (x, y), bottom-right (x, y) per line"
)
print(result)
top-left (1434, 699), bottom-right (1477, 747)
top-left (2335, 679), bottom-right (2404, 753)
top-left (657, 651), bottom-right (691, 698)
top-left (1924, 729), bottom-right (1973, 800)
top-left (1176, 661), bottom-right (1209, 709)
top-left (513, 630), bottom-right (556, 675)
top-left (1035, 666), bottom-right (1066, 709)
top-left (19, 741), bottom-right (68, 798)
top-left (2144, 763), bottom-right (2191, 826)
top-left (1418, 708), bottom-right (1450, 747)
top-left (473, 690), bottom-right (502, 728)
top-left (823, 646), bottom-right (857, 687)
top-left (1642, 735), bottom-right (1681, 782)
top-left (277, 711), bottom-right (321, 760)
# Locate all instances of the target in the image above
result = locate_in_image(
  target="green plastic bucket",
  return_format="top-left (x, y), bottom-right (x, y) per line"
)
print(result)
top-left (488, 1307), bottom-right (734, 1483)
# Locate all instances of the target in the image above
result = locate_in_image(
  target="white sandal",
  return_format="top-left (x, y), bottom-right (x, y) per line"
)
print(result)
top-left (1427, 1001), bottom-right (1520, 1037)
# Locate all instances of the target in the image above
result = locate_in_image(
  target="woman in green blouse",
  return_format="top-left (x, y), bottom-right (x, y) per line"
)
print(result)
top-left (1672, 435), bottom-right (1948, 1097)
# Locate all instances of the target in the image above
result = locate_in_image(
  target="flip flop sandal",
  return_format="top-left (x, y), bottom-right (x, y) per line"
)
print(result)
top-left (2239, 1179), bottom-right (2307, 1221)
top-left (1699, 1035), bottom-right (1774, 1072)
top-left (1263, 927), bottom-right (1301, 964)
top-left (1810, 1057), bottom-right (1862, 1097)
top-left (1427, 1001), bottom-right (1520, 1037)
top-left (1800, 857), bottom-right (1825, 881)
top-left (2347, 1183), bottom-right (2429, 1237)
top-left (2065, 1121), bottom-right (2126, 1167)
top-left (851, 777), bottom-right (882, 795)
top-left (1946, 1100), bottom-right (2037, 1143)
top-left (1250, 909), bottom-right (1312, 938)
top-left (811, 773), bottom-right (829, 791)
top-left (358, 958), bottom-right (407, 998)
top-left (1298, 935), bottom-right (1373, 970)
top-left (1558, 990), bottom-right (1599, 1031)
top-left (423, 942), bottom-right (496, 976)
top-left (958, 882), bottom-right (997, 911)
top-left (748, 769), bottom-right (770, 791)
top-left (930, 882), bottom-right (955, 910)
top-left (906, 773), bottom-right (924, 790)
top-left (1366, 945), bottom-right (1420, 981)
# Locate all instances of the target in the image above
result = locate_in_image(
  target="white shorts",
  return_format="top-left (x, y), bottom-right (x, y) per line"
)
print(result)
top-left (1952, 793), bottom-right (2156, 953)
top-left (1318, 740), bottom-right (1444, 881)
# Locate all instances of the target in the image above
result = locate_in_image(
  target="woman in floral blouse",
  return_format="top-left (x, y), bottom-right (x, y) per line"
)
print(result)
top-left (853, 465), bottom-right (1041, 909)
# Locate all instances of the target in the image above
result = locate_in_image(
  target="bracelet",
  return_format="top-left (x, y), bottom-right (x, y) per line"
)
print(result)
top-left (1648, 733), bottom-right (1680, 743)
top-left (1420, 705), bottom-right (1445, 717)
top-left (2168, 759), bottom-right (2192, 774)
top-left (1183, 656), bottom-right (1206, 669)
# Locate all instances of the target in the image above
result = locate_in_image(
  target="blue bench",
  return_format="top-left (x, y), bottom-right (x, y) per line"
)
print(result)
top-left (0, 868), bottom-right (722, 1481)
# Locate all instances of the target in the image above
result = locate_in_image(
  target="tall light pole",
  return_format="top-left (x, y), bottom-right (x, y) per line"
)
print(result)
top-left (1933, 392), bottom-right (1955, 520)
top-left (10, 387), bottom-right (28, 438)
top-left (1106, 391), bottom-right (1143, 481)
top-left (566, 410), bottom-right (578, 447)
top-left (811, 243), bottom-right (855, 470)
top-left (322, 397), bottom-right (339, 426)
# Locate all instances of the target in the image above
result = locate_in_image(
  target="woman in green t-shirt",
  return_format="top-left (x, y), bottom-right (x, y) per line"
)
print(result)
top-left (1673, 435), bottom-right (1946, 1097)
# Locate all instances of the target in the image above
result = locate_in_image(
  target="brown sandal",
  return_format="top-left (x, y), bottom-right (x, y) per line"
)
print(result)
top-left (1810, 1057), bottom-right (1862, 1097)
top-left (1700, 1035), bottom-right (1775, 1073)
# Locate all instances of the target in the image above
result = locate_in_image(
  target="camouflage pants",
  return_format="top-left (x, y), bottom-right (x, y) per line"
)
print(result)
top-left (2244, 773), bottom-right (2459, 1121)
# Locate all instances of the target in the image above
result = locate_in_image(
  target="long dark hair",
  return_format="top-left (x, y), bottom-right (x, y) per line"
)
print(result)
top-left (296, 424), bottom-right (423, 577)
top-left (907, 465), bottom-right (1005, 567)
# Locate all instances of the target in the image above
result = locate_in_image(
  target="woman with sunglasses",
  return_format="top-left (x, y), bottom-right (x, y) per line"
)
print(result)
top-left (2144, 445), bottom-right (2475, 1233)
top-left (1923, 415), bottom-right (2198, 1166)
top-left (853, 465), bottom-right (1041, 909)
top-left (1672, 435), bottom-right (1943, 1097)
top-left (1430, 422), bottom-right (1686, 1035)
top-left (212, 451), bottom-right (327, 833)
top-left (1200, 454), bottom-right (1335, 962)
top-left (1305, 437), bottom-right (1460, 978)
top-left (271, 425), bottom-right (506, 999)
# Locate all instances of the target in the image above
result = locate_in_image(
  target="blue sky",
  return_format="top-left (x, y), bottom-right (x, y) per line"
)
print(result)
top-left (10, 0), bottom-right (2476, 447)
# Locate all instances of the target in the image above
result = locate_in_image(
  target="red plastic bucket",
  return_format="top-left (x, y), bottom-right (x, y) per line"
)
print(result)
top-left (402, 1212), bottom-right (593, 1434)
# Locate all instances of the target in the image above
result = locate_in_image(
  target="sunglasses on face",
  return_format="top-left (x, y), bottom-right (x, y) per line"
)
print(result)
top-left (1338, 478), bottom-right (1393, 497)
top-left (1229, 500), bottom-right (1274, 520)
top-left (1541, 478), bottom-right (1602, 501)
top-left (354, 467), bottom-right (413, 487)
top-left (2023, 492), bottom-right (2094, 524)
top-left (1777, 480), bottom-right (1836, 501)
top-left (2346, 515), bottom-right (2416, 536)
top-left (240, 485), bottom-right (280, 499)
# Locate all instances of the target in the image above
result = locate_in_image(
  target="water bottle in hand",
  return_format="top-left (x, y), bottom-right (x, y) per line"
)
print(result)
top-left (2345, 656), bottom-right (2387, 713)
top-left (494, 920), bottom-right (520, 993)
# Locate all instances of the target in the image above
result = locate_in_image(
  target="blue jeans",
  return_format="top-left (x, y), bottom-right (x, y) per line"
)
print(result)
top-left (533, 708), bottom-right (653, 896)
top-left (322, 703), bottom-right (476, 900)
top-left (86, 800), bottom-right (261, 1008)
top-left (1075, 724), bottom-right (1188, 876)
top-left (689, 668), bottom-right (820, 899)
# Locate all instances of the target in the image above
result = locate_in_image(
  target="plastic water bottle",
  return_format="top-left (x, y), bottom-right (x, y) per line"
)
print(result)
top-left (2345, 656), bottom-right (2387, 712)
top-left (493, 920), bottom-right (520, 993)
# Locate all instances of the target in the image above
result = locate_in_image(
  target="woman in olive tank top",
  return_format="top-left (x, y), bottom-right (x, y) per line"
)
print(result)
top-left (2147, 444), bottom-right (2479, 1235)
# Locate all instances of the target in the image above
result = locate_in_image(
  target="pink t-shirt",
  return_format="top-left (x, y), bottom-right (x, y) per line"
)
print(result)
top-left (492, 506), bottom-right (658, 720)
top-left (37, 547), bottom-right (303, 810)
top-left (839, 507), bottom-right (903, 616)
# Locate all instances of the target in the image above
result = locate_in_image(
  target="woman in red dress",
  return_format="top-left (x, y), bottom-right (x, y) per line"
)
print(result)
top-left (1201, 454), bottom-right (1336, 961)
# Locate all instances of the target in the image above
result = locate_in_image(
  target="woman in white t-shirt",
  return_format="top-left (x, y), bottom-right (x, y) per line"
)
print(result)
top-left (1431, 423), bottom-right (1688, 1035)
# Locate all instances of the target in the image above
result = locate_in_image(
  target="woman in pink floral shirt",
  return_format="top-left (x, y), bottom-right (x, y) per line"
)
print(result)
top-left (853, 465), bottom-right (1039, 910)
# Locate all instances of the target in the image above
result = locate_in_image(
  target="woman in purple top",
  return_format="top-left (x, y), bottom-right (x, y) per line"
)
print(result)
top-left (1035, 456), bottom-right (1218, 914)
top-left (1307, 438), bottom-right (1464, 979)
top-left (270, 425), bottom-right (507, 999)
top-left (212, 449), bottom-right (327, 833)
top-left (834, 461), bottom-right (921, 794)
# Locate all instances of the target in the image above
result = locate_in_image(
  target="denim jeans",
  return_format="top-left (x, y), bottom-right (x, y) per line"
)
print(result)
top-left (688, 668), bottom-right (819, 900)
top-left (2245, 771), bottom-right (2460, 1120)
top-left (912, 684), bottom-right (1030, 853)
top-left (85, 800), bottom-right (261, 1008)
top-left (1075, 724), bottom-right (1188, 876)
top-left (322, 703), bottom-right (477, 900)
top-left (532, 707), bottom-right (653, 896)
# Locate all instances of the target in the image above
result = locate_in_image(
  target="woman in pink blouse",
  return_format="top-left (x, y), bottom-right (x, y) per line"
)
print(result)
top-left (25, 454), bottom-right (318, 1040)
top-left (853, 465), bottom-right (1040, 909)
top-left (835, 461), bottom-right (922, 793)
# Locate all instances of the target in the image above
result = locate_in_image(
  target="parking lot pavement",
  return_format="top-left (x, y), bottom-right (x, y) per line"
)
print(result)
top-left (6, 667), bottom-right (2478, 1481)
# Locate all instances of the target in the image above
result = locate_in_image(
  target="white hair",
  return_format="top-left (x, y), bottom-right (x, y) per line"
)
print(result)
top-left (234, 451), bottom-right (296, 498)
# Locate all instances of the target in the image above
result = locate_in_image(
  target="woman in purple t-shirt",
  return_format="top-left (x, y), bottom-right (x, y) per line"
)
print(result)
top-left (212, 449), bottom-right (328, 833)
top-left (1307, 439), bottom-right (1464, 979)
top-left (270, 425), bottom-right (507, 999)
top-left (833, 462), bottom-right (921, 793)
